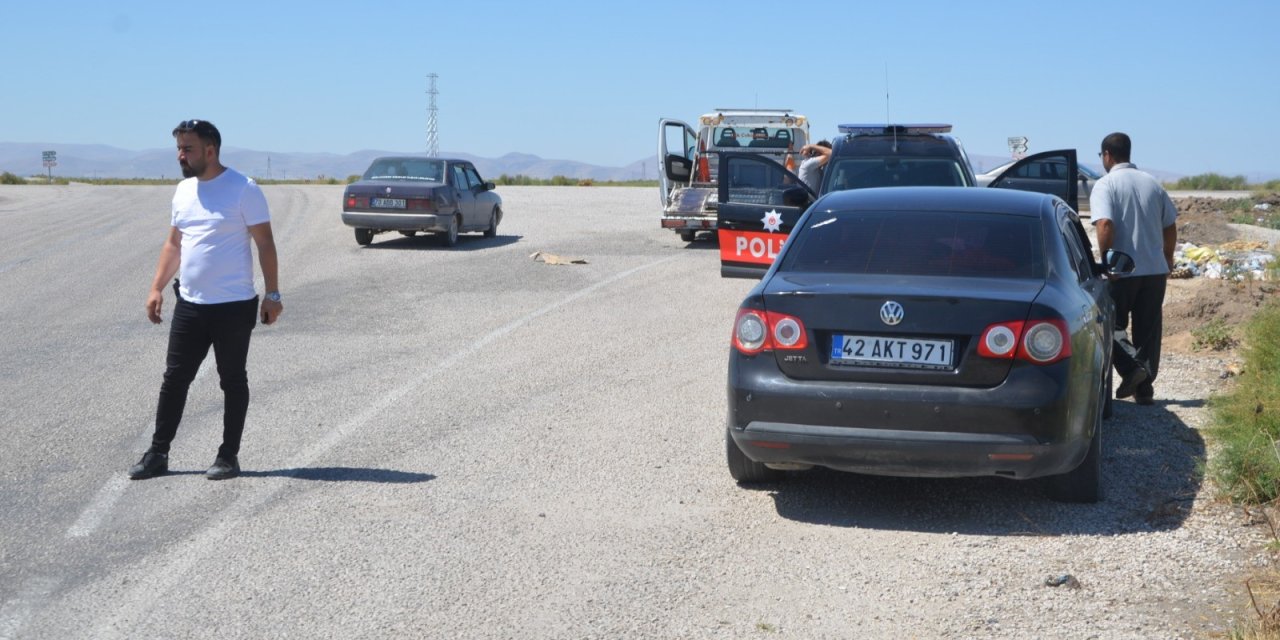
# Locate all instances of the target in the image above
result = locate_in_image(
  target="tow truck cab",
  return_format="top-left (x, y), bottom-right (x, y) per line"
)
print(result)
top-left (716, 124), bottom-right (1079, 278)
top-left (658, 109), bottom-right (810, 241)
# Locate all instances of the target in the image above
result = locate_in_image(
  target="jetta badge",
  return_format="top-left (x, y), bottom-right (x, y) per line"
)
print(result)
top-left (880, 301), bottom-right (904, 326)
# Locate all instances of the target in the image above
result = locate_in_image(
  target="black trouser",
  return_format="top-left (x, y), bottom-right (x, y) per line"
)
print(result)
top-left (150, 282), bottom-right (258, 459)
top-left (1109, 274), bottom-right (1167, 397)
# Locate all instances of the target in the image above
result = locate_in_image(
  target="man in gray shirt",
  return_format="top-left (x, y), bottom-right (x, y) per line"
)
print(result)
top-left (1090, 132), bottom-right (1178, 406)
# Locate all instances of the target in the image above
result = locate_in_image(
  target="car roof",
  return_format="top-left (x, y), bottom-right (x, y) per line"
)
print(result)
top-left (813, 186), bottom-right (1058, 216)
top-left (831, 133), bottom-right (962, 158)
top-left (372, 155), bottom-right (469, 164)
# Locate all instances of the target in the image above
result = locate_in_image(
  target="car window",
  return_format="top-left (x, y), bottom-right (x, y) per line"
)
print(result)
top-left (825, 158), bottom-right (967, 191)
top-left (363, 159), bottom-right (444, 181)
top-left (722, 156), bottom-right (801, 205)
top-left (463, 166), bottom-right (484, 188)
top-left (779, 210), bottom-right (1044, 279)
top-left (451, 165), bottom-right (472, 189)
top-left (1058, 211), bottom-right (1094, 282)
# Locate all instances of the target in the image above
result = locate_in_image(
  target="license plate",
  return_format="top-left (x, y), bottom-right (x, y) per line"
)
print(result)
top-left (830, 334), bottom-right (954, 369)
top-left (372, 198), bottom-right (406, 209)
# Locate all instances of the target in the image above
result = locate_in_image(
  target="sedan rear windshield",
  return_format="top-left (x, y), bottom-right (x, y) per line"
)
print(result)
top-left (825, 157), bottom-right (969, 191)
top-left (779, 210), bottom-right (1044, 279)
top-left (363, 159), bottom-right (445, 181)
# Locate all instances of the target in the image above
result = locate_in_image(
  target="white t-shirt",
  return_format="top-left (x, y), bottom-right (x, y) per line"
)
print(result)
top-left (171, 168), bottom-right (271, 304)
top-left (797, 156), bottom-right (824, 191)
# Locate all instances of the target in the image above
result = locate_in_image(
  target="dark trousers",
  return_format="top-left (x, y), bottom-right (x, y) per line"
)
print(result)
top-left (1109, 274), bottom-right (1167, 397)
top-left (151, 283), bottom-right (258, 459)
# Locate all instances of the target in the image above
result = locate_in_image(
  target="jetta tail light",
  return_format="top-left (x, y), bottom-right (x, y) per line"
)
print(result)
top-left (344, 194), bottom-right (369, 210)
top-left (978, 319), bottom-right (1071, 364)
top-left (733, 309), bottom-right (808, 355)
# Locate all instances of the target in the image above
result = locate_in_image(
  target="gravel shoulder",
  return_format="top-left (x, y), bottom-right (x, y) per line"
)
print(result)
top-left (0, 185), bottom-right (1271, 639)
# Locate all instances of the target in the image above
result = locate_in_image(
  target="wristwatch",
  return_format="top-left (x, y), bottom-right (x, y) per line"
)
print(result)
top-left (265, 291), bottom-right (282, 303)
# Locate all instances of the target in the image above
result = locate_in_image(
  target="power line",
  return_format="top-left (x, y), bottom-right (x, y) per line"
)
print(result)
top-left (426, 74), bottom-right (439, 157)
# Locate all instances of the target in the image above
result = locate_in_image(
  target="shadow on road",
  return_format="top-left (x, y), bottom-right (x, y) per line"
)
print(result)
top-left (756, 401), bottom-right (1204, 536)
top-left (240, 467), bottom-right (436, 483)
top-left (363, 234), bottom-right (523, 252)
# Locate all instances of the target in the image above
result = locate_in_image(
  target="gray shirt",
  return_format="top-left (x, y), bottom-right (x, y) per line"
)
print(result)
top-left (1089, 163), bottom-right (1177, 277)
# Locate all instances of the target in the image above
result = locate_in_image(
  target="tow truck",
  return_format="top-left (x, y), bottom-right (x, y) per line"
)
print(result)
top-left (658, 109), bottom-right (810, 242)
top-left (714, 123), bottom-right (1080, 278)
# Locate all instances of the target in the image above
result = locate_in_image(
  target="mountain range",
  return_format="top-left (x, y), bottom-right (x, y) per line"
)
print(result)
top-left (0, 143), bottom-right (653, 182)
top-left (1, 142), bottom-right (1177, 183)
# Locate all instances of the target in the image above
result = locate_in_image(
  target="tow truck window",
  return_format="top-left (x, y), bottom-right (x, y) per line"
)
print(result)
top-left (713, 127), bottom-right (800, 149)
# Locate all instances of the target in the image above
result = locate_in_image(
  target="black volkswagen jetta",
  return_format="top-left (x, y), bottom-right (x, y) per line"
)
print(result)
top-left (726, 187), bottom-right (1133, 503)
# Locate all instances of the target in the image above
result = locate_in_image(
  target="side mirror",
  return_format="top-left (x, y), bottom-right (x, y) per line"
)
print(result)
top-left (1105, 249), bottom-right (1136, 275)
top-left (781, 185), bottom-right (811, 208)
top-left (483, 181), bottom-right (496, 191)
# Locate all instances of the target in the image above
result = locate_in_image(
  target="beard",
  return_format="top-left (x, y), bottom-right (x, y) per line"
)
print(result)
top-left (180, 160), bottom-right (201, 178)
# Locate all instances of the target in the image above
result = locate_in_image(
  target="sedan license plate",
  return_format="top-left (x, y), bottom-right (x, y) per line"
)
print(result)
top-left (372, 197), bottom-right (406, 209)
top-left (830, 335), bottom-right (954, 369)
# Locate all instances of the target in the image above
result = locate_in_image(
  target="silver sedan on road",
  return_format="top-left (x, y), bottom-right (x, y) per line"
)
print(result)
top-left (975, 158), bottom-right (1102, 209)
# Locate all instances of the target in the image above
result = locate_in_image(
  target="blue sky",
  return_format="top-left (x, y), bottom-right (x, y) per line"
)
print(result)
top-left (2, 0), bottom-right (1277, 178)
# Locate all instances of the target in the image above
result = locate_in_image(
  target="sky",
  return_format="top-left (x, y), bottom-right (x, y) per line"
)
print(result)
top-left (2, 0), bottom-right (1277, 179)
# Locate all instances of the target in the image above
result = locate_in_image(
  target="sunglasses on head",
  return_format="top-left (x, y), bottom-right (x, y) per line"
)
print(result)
top-left (175, 119), bottom-right (211, 131)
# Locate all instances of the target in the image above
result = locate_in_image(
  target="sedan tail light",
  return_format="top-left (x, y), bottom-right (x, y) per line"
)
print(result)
top-left (344, 195), bottom-right (369, 210)
top-left (733, 309), bottom-right (808, 355)
top-left (978, 319), bottom-right (1071, 364)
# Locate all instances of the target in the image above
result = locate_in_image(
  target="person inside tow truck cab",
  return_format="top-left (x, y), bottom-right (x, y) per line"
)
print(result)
top-left (797, 140), bottom-right (832, 191)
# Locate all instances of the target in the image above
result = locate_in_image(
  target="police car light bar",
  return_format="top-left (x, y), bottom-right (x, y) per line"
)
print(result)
top-left (838, 124), bottom-right (953, 135)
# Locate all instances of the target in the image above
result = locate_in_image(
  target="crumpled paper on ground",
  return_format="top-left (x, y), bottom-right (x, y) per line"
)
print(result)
top-left (531, 251), bottom-right (588, 265)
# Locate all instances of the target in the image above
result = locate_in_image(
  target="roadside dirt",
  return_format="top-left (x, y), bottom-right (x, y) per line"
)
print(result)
top-left (1160, 196), bottom-right (1280, 356)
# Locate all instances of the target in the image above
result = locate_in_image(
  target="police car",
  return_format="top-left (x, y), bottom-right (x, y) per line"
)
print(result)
top-left (715, 124), bottom-right (1080, 278)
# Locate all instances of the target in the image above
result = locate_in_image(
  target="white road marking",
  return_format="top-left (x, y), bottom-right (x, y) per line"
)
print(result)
top-left (65, 359), bottom-right (214, 539)
top-left (91, 255), bottom-right (680, 638)
top-left (0, 576), bottom-right (62, 640)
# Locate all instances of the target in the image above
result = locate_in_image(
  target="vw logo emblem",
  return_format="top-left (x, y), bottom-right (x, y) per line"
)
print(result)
top-left (880, 301), bottom-right (904, 326)
top-left (385, 187), bottom-right (392, 194)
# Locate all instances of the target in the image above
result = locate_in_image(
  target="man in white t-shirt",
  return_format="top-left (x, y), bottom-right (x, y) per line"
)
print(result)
top-left (796, 140), bottom-right (832, 192)
top-left (128, 119), bottom-right (284, 481)
top-left (1090, 132), bottom-right (1177, 406)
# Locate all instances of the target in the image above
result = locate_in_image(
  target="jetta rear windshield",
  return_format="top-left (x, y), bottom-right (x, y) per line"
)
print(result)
top-left (363, 159), bottom-right (445, 181)
top-left (779, 210), bottom-right (1044, 279)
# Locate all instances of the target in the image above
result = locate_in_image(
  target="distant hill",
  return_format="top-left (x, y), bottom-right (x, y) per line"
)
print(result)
top-left (11, 143), bottom-right (1266, 184)
top-left (0, 143), bottom-right (656, 182)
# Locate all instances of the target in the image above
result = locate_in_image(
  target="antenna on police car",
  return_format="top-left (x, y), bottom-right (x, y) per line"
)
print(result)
top-left (885, 63), bottom-right (897, 153)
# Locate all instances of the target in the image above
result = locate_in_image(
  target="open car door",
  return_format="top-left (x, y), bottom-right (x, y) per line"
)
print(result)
top-left (716, 153), bottom-right (816, 279)
top-left (658, 119), bottom-right (697, 208)
top-left (985, 149), bottom-right (1080, 210)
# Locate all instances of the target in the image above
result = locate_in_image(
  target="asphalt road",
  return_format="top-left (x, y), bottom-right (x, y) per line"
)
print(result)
top-left (0, 184), bottom-right (1259, 639)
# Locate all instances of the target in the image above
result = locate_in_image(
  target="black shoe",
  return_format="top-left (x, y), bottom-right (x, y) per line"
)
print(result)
top-left (1115, 366), bottom-right (1150, 399)
top-left (128, 452), bottom-right (168, 480)
top-left (206, 456), bottom-right (240, 480)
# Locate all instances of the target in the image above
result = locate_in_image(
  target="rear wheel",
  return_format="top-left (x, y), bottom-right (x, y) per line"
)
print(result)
top-left (354, 228), bottom-right (374, 246)
top-left (679, 230), bottom-right (697, 242)
top-left (440, 215), bottom-right (459, 247)
top-left (484, 207), bottom-right (501, 238)
top-left (726, 431), bottom-right (783, 484)
top-left (1046, 403), bottom-right (1102, 503)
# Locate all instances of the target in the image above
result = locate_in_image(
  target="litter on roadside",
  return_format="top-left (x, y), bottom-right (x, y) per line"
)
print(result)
top-left (1171, 242), bottom-right (1275, 280)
